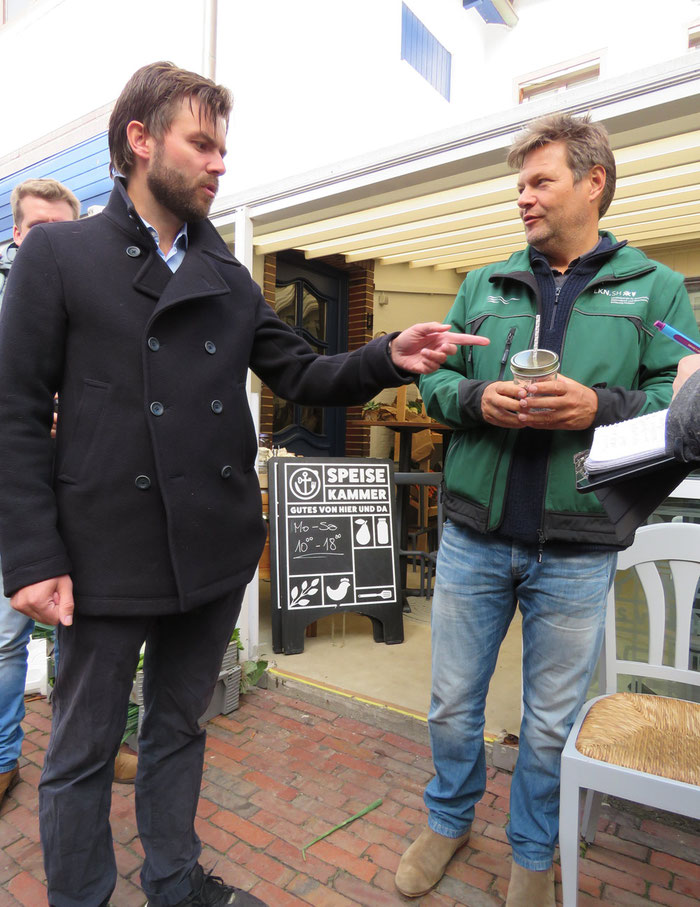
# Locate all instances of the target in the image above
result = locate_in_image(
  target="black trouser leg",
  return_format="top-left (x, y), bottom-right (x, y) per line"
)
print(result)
top-left (137, 588), bottom-right (244, 906)
top-left (40, 614), bottom-right (145, 907)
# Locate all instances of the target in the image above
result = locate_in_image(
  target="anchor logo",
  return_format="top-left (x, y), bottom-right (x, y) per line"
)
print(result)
top-left (289, 468), bottom-right (321, 500)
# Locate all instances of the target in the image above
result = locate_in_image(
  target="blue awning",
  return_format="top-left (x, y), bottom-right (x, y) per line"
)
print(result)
top-left (463, 0), bottom-right (518, 27)
top-left (0, 132), bottom-right (112, 240)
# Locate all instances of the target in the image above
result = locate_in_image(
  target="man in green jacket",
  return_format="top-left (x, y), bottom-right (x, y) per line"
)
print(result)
top-left (395, 113), bottom-right (699, 906)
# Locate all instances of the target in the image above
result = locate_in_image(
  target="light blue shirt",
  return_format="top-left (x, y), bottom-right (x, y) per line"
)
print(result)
top-left (141, 220), bottom-right (189, 273)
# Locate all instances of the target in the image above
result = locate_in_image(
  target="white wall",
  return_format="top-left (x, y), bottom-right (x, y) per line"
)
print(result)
top-left (217, 0), bottom-right (467, 197)
top-left (0, 0), bottom-right (207, 160)
top-left (2, 0), bottom-right (699, 190)
top-left (215, 0), bottom-right (700, 194)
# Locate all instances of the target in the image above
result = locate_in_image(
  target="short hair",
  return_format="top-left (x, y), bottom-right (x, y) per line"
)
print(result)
top-left (507, 113), bottom-right (616, 217)
top-left (108, 61), bottom-right (233, 177)
top-left (11, 178), bottom-right (80, 228)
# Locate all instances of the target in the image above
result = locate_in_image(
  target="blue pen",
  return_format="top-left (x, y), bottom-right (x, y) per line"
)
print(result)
top-left (654, 321), bottom-right (700, 355)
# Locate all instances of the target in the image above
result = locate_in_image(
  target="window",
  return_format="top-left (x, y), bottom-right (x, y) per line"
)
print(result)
top-left (689, 24), bottom-right (700, 50)
top-left (685, 279), bottom-right (700, 328)
top-left (401, 3), bottom-right (451, 101)
top-left (2, 0), bottom-right (33, 24)
top-left (518, 58), bottom-right (600, 104)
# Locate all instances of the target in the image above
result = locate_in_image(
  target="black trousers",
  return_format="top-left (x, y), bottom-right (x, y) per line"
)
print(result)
top-left (39, 587), bottom-right (245, 907)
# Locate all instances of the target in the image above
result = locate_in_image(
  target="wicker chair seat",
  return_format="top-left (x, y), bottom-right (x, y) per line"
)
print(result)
top-left (575, 692), bottom-right (700, 786)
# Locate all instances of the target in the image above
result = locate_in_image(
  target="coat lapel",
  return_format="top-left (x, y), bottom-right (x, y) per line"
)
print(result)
top-left (103, 179), bottom-right (242, 317)
top-left (148, 226), bottom-right (238, 322)
top-left (132, 252), bottom-right (173, 301)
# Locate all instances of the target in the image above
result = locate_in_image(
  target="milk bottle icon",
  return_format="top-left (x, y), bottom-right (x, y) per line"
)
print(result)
top-left (376, 517), bottom-right (389, 545)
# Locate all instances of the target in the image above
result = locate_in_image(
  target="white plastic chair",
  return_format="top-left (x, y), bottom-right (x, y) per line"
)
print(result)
top-left (559, 522), bottom-right (700, 906)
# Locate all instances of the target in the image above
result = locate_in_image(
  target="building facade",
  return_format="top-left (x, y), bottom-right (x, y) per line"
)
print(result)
top-left (2, 0), bottom-right (700, 650)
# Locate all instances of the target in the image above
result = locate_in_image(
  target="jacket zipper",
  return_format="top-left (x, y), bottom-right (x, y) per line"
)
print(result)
top-left (467, 315), bottom-right (490, 369)
top-left (497, 327), bottom-right (516, 380)
top-left (537, 529), bottom-right (546, 563)
top-left (549, 285), bottom-right (561, 331)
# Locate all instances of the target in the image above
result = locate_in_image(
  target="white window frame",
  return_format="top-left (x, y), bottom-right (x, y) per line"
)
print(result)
top-left (516, 53), bottom-right (603, 105)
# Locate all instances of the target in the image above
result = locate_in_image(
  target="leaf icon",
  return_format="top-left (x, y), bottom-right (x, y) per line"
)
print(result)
top-left (291, 586), bottom-right (299, 600)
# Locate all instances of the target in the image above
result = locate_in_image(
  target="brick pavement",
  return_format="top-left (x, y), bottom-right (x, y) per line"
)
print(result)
top-left (1, 685), bottom-right (699, 906)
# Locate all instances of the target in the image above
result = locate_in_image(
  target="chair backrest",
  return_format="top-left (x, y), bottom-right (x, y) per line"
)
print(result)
top-left (601, 522), bottom-right (700, 695)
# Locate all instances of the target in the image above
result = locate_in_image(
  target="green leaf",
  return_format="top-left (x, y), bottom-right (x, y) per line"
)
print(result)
top-left (301, 799), bottom-right (382, 859)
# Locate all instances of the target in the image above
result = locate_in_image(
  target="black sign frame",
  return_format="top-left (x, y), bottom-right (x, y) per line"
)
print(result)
top-left (268, 457), bottom-right (404, 654)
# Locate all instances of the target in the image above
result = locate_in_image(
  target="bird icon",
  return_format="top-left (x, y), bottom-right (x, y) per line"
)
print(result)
top-left (326, 577), bottom-right (351, 602)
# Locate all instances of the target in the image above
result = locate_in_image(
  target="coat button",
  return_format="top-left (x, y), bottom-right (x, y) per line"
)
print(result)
top-left (147, 337), bottom-right (160, 351)
top-left (135, 475), bottom-right (151, 490)
top-left (204, 340), bottom-right (217, 354)
top-left (126, 246), bottom-right (142, 257)
top-left (221, 465), bottom-right (233, 479)
top-left (211, 399), bottom-right (223, 414)
top-left (150, 401), bottom-right (164, 416)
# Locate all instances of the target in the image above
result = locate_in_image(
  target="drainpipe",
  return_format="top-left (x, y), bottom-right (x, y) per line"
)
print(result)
top-left (235, 201), bottom-right (259, 661)
top-left (203, 0), bottom-right (218, 80)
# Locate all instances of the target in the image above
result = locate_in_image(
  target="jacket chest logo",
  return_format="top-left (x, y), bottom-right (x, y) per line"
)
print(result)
top-left (487, 295), bottom-right (520, 305)
top-left (593, 288), bottom-right (649, 305)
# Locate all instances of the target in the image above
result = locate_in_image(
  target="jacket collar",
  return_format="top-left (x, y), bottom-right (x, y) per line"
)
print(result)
top-left (488, 231), bottom-right (655, 286)
top-left (102, 177), bottom-right (241, 310)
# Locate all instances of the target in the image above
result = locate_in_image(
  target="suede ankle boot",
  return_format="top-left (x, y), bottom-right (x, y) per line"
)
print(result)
top-left (505, 862), bottom-right (555, 906)
top-left (113, 751), bottom-right (138, 784)
top-left (395, 826), bottom-right (471, 897)
top-left (0, 766), bottom-right (19, 809)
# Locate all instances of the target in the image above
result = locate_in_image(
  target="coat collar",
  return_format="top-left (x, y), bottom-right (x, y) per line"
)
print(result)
top-left (102, 178), bottom-right (241, 311)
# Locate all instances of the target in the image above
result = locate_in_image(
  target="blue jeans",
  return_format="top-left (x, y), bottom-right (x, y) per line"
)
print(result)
top-left (425, 521), bottom-right (616, 870)
top-left (0, 566), bottom-right (34, 773)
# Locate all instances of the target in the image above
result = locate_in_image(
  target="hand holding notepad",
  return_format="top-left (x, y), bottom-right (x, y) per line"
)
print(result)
top-left (584, 408), bottom-right (669, 473)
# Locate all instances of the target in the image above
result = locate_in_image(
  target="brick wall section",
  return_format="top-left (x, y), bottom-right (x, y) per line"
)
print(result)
top-left (345, 259), bottom-right (374, 458)
top-left (257, 253), bottom-right (375, 457)
top-left (259, 254), bottom-right (277, 444)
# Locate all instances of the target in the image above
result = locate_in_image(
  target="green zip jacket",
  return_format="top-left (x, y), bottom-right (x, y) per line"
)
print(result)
top-left (419, 233), bottom-right (699, 548)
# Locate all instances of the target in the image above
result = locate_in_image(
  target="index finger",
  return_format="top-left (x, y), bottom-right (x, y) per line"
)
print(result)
top-left (445, 333), bottom-right (490, 347)
top-left (525, 377), bottom-right (563, 395)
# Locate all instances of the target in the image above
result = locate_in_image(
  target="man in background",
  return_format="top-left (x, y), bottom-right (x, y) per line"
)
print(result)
top-left (395, 113), bottom-right (698, 905)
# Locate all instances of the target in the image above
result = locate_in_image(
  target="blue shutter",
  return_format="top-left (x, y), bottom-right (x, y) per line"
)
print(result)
top-left (401, 4), bottom-right (451, 101)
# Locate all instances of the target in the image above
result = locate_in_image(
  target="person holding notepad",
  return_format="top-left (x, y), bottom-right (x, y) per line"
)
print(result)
top-left (667, 354), bottom-right (700, 462)
top-left (395, 113), bottom-right (700, 906)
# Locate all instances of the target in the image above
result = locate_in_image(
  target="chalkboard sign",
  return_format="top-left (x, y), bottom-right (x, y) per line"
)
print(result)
top-left (268, 457), bottom-right (404, 654)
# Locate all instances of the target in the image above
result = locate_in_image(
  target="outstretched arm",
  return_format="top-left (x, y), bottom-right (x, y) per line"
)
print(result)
top-left (390, 322), bottom-right (489, 374)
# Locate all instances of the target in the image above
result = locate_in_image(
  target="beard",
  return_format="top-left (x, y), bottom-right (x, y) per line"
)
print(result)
top-left (146, 147), bottom-right (216, 223)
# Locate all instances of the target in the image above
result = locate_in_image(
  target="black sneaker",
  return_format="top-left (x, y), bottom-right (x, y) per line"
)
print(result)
top-left (146, 864), bottom-right (268, 906)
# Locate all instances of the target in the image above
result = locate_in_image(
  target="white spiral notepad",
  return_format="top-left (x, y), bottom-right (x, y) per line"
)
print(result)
top-left (584, 408), bottom-right (669, 473)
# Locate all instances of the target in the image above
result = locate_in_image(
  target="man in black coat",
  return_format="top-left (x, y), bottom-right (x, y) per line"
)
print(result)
top-left (0, 62), bottom-right (486, 907)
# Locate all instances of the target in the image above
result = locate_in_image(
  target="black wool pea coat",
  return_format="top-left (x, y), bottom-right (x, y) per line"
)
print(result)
top-left (0, 180), bottom-right (410, 616)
